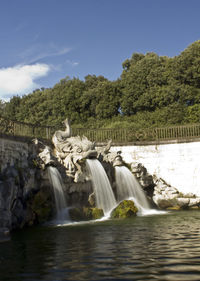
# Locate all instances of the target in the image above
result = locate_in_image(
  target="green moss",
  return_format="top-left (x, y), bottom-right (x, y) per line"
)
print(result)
top-left (32, 159), bottom-right (39, 168)
top-left (83, 207), bottom-right (92, 219)
top-left (111, 200), bottom-right (138, 219)
top-left (68, 208), bottom-right (83, 221)
top-left (69, 207), bottom-right (103, 221)
top-left (91, 208), bottom-right (104, 219)
top-left (166, 206), bottom-right (181, 211)
top-left (31, 190), bottom-right (53, 223)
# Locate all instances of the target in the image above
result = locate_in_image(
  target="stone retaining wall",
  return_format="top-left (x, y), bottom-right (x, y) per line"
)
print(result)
top-left (0, 137), bottom-right (29, 171)
top-left (111, 141), bottom-right (200, 196)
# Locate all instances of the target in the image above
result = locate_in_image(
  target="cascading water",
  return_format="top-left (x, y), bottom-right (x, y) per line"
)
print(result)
top-left (115, 166), bottom-right (153, 215)
top-left (47, 166), bottom-right (69, 221)
top-left (86, 159), bottom-right (117, 216)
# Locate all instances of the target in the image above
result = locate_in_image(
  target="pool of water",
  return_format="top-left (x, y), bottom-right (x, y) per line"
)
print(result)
top-left (1, 210), bottom-right (200, 280)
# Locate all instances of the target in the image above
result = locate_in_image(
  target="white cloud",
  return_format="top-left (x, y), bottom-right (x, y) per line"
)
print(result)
top-left (0, 64), bottom-right (50, 100)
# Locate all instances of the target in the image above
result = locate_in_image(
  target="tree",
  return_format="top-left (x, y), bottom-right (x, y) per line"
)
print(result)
top-left (120, 52), bottom-right (171, 114)
top-left (3, 40), bottom-right (200, 128)
top-left (3, 96), bottom-right (21, 120)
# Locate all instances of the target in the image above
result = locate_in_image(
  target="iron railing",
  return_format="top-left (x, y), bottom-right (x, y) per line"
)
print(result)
top-left (72, 125), bottom-right (200, 142)
top-left (1, 116), bottom-right (200, 143)
top-left (0, 117), bottom-right (56, 140)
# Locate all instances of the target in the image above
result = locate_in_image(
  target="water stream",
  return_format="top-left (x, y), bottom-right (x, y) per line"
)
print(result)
top-left (115, 166), bottom-right (153, 215)
top-left (86, 159), bottom-right (117, 215)
top-left (47, 166), bottom-right (69, 221)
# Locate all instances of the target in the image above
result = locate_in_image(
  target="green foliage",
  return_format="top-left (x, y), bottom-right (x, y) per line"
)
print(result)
top-left (2, 40), bottom-right (200, 129)
top-left (185, 104), bottom-right (200, 123)
top-left (0, 99), bottom-right (6, 115)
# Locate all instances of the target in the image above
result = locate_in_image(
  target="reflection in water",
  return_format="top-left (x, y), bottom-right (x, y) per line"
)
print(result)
top-left (1, 211), bottom-right (200, 280)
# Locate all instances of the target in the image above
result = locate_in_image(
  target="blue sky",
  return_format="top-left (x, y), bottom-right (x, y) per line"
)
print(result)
top-left (0, 0), bottom-right (200, 100)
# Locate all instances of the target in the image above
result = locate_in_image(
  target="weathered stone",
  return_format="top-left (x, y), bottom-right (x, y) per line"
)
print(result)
top-left (176, 198), bottom-right (190, 208)
top-left (0, 227), bottom-right (10, 242)
top-left (0, 139), bottom-right (28, 172)
top-left (38, 146), bottom-right (55, 167)
top-left (23, 169), bottom-right (38, 198)
top-left (131, 162), bottom-right (155, 199)
top-left (152, 175), bottom-right (200, 209)
top-left (51, 119), bottom-right (97, 182)
top-left (69, 207), bottom-right (103, 221)
top-left (153, 195), bottom-right (177, 209)
top-left (99, 149), bottom-right (124, 167)
top-left (30, 189), bottom-right (54, 223)
top-left (88, 192), bottom-right (95, 207)
top-left (188, 198), bottom-right (200, 207)
top-left (1, 124), bottom-right (115, 230)
top-left (182, 193), bottom-right (196, 198)
top-left (111, 200), bottom-right (138, 218)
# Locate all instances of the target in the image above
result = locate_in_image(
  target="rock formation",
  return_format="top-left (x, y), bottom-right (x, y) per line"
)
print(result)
top-left (131, 162), bottom-right (155, 203)
top-left (2, 117), bottom-right (200, 235)
top-left (111, 200), bottom-right (138, 218)
top-left (152, 176), bottom-right (200, 209)
top-left (131, 162), bottom-right (200, 210)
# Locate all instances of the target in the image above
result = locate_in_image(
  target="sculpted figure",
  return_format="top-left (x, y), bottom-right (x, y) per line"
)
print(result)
top-left (52, 118), bottom-right (72, 149)
top-left (96, 139), bottom-right (124, 166)
top-left (32, 139), bottom-right (55, 168)
top-left (38, 146), bottom-right (55, 169)
top-left (52, 118), bottom-right (97, 182)
top-left (96, 139), bottom-right (112, 160)
top-left (35, 119), bottom-right (124, 181)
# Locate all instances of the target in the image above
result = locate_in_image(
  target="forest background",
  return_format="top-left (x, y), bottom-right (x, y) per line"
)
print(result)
top-left (1, 40), bottom-right (200, 130)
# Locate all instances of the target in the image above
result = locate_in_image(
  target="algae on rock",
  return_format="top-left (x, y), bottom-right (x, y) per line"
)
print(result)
top-left (30, 188), bottom-right (54, 223)
top-left (69, 207), bottom-right (104, 221)
top-left (111, 200), bottom-right (138, 218)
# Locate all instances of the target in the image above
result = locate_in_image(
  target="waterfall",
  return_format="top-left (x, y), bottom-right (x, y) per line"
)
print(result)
top-left (115, 166), bottom-right (151, 214)
top-left (86, 159), bottom-right (117, 216)
top-left (47, 166), bottom-right (69, 221)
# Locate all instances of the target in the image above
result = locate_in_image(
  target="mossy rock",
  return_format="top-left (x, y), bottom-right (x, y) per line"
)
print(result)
top-left (69, 207), bottom-right (104, 221)
top-left (91, 207), bottom-right (104, 219)
top-left (166, 206), bottom-right (181, 211)
top-left (111, 200), bottom-right (138, 219)
top-left (31, 190), bottom-right (53, 223)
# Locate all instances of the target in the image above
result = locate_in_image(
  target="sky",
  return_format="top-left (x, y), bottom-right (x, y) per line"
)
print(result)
top-left (0, 0), bottom-right (200, 100)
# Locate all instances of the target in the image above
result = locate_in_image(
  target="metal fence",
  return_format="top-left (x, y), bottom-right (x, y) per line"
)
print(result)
top-left (72, 124), bottom-right (200, 142)
top-left (1, 116), bottom-right (200, 143)
top-left (0, 117), bottom-right (56, 140)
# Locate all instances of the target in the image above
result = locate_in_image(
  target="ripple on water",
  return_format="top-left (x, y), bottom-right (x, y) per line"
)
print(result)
top-left (0, 211), bottom-right (200, 280)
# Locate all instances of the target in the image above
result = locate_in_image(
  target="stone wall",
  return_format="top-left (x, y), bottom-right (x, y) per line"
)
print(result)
top-left (2, 136), bottom-right (200, 198)
top-left (0, 137), bottom-right (29, 171)
top-left (1, 135), bottom-right (200, 232)
top-left (111, 141), bottom-right (200, 196)
top-left (0, 136), bottom-right (102, 231)
top-left (0, 137), bottom-right (35, 232)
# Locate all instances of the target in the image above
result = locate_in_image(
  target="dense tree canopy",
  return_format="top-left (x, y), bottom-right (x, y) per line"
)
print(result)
top-left (2, 40), bottom-right (200, 128)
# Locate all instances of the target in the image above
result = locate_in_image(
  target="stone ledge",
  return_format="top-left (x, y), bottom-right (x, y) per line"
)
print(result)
top-left (96, 137), bottom-right (200, 147)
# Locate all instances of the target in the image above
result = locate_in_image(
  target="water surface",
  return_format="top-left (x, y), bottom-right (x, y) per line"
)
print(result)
top-left (1, 211), bottom-right (200, 280)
